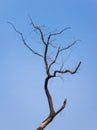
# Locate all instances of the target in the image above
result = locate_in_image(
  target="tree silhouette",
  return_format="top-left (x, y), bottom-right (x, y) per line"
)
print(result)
top-left (8, 19), bottom-right (81, 130)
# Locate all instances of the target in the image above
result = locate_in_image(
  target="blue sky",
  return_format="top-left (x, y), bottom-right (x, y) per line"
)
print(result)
top-left (0, 0), bottom-right (97, 130)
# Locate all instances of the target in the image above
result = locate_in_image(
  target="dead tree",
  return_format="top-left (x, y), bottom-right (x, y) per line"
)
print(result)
top-left (8, 19), bottom-right (81, 130)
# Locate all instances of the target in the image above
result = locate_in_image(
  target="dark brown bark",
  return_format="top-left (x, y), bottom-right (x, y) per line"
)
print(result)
top-left (36, 76), bottom-right (67, 130)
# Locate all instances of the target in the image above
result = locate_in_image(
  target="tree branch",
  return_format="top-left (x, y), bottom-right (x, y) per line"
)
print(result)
top-left (8, 22), bottom-right (43, 58)
top-left (37, 60), bottom-right (81, 130)
top-left (28, 19), bottom-right (51, 76)
top-left (48, 40), bottom-right (79, 72)
top-left (47, 27), bottom-right (71, 44)
top-left (55, 98), bottom-right (67, 116)
top-left (53, 61), bottom-right (81, 77)
top-left (36, 98), bottom-right (67, 130)
top-left (44, 77), bottom-right (55, 115)
top-left (43, 43), bottom-right (50, 76)
top-left (48, 47), bottom-right (60, 71)
top-left (29, 18), bottom-right (46, 46)
top-left (59, 40), bottom-right (80, 52)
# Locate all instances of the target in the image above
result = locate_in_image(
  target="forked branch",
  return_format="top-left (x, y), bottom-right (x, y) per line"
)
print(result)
top-left (48, 40), bottom-right (80, 72)
top-left (47, 27), bottom-right (71, 44)
top-left (29, 17), bottom-right (46, 46)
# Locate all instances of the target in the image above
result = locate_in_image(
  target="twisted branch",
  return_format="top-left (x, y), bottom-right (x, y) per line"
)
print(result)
top-left (53, 61), bottom-right (81, 77)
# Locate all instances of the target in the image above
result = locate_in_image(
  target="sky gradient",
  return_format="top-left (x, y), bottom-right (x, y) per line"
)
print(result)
top-left (0, 0), bottom-right (97, 130)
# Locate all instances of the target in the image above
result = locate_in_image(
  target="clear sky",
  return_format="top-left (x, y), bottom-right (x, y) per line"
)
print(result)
top-left (0, 0), bottom-right (97, 130)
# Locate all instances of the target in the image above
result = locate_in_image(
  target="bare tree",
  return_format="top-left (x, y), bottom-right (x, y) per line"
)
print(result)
top-left (8, 19), bottom-right (81, 130)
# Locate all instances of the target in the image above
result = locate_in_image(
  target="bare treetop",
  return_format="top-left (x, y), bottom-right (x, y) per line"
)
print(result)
top-left (8, 20), bottom-right (81, 130)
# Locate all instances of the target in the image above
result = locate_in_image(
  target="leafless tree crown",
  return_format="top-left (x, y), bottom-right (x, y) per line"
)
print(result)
top-left (8, 19), bottom-right (81, 130)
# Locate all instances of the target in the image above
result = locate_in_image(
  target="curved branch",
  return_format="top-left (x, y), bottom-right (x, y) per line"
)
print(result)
top-left (37, 76), bottom-right (67, 130)
top-left (59, 40), bottom-right (81, 52)
top-left (53, 61), bottom-right (81, 77)
top-left (44, 77), bottom-right (55, 115)
top-left (48, 47), bottom-right (60, 71)
top-left (48, 40), bottom-right (80, 73)
top-left (47, 27), bottom-right (71, 44)
top-left (29, 18), bottom-right (46, 46)
top-left (29, 18), bottom-right (50, 76)
top-left (55, 98), bottom-right (67, 116)
top-left (36, 97), bottom-right (67, 130)
top-left (8, 22), bottom-right (43, 58)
